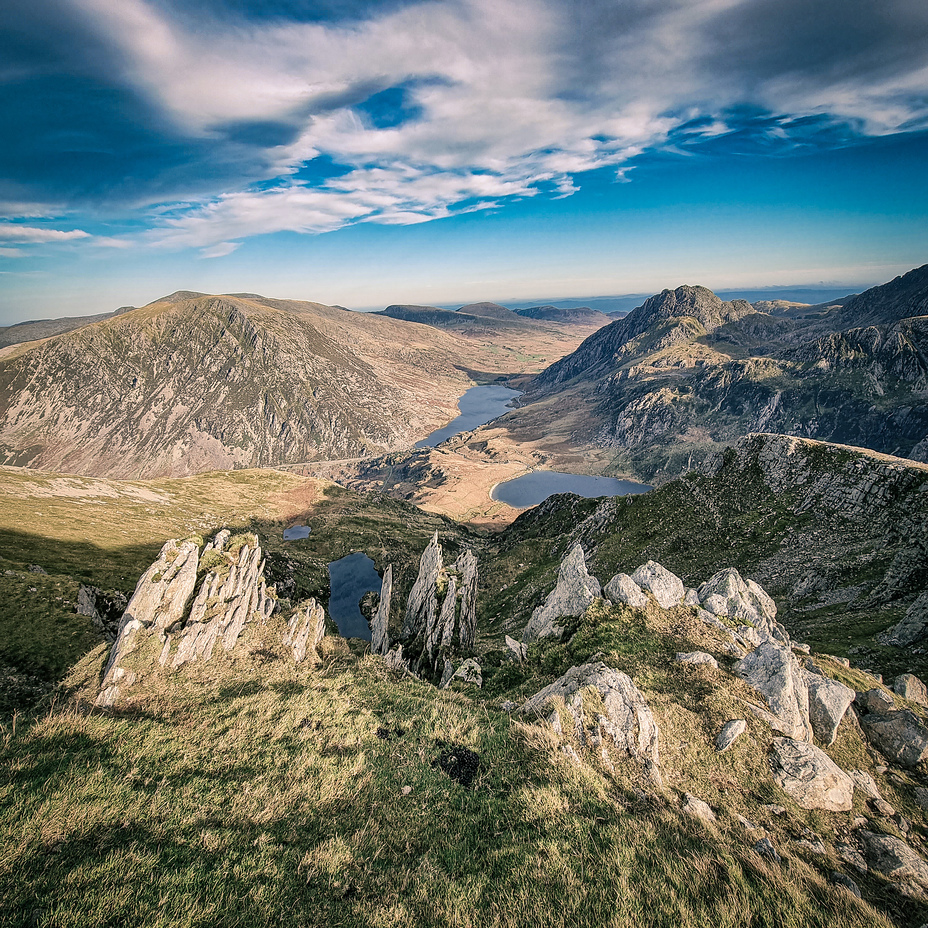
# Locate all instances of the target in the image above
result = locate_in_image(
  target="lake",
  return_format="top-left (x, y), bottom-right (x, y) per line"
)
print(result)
top-left (327, 552), bottom-right (382, 640)
top-left (415, 384), bottom-right (521, 448)
top-left (283, 525), bottom-right (311, 541)
top-left (491, 471), bottom-right (652, 508)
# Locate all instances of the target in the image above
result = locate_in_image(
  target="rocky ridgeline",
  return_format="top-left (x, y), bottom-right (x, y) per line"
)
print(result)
top-left (511, 541), bottom-right (928, 898)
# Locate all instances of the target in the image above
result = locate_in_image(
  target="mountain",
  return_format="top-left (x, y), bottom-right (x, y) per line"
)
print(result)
top-left (513, 268), bottom-right (928, 481)
top-left (456, 301), bottom-right (521, 320)
top-left (0, 291), bottom-right (582, 479)
top-left (514, 304), bottom-right (612, 325)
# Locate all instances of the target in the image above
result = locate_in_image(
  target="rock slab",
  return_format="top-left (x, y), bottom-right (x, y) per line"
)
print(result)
top-left (769, 737), bottom-right (854, 811)
top-left (522, 543), bottom-right (601, 643)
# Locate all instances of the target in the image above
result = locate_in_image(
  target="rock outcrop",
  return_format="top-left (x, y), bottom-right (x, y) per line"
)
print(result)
top-left (805, 673), bottom-right (855, 746)
top-left (371, 565), bottom-right (392, 657)
top-left (604, 572), bottom-right (647, 608)
top-left (630, 561), bottom-right (683, 609)
top-left (283, 598), bottom-right (326, 663)
top-left (735, 641), bottom-right (813, 741)
top-left (880, 591), bottom-right (928, 646)
top-left (858, 831), bottom-right (928, 893)
top-left (855, 688), bottom-right (928, 768)
top-left (697, 568), bottom-right (785, 644)
top-left (399, 533), bottom-right (480, 679)
top-left (97, 532), bottom-right (276, 706)
top-left (769, 737), bottom-right (854, 812)
top-left (895, 672), bottom-right (928, 706)
top-left (522, 661), bottom-right (660, 777)
top-left (522, 543), bottom-right (601, 643)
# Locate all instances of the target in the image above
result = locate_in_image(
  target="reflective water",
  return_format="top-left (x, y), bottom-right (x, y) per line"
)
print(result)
top-left (283, 525), bottom-right (311, 541)
top-left (415, 384), bottom-right (521, 448)
top-left (491, 471), bottom-right (651, 508)
top-left (327, 552), bottom-right (382, 640)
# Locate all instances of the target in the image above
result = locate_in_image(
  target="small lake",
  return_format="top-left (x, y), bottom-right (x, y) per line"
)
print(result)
top-left (283, 525), bottom-right (311, 541)
top-left (327, 552), bottom-right (382, 640)
top-left (415, 384), bottom-right (521, 448)
top-left (492, 471), bottom-right (652, 508)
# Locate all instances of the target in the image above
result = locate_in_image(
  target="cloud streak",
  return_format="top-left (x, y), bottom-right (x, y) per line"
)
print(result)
top-left (3, 0), bottom-right (928, 250)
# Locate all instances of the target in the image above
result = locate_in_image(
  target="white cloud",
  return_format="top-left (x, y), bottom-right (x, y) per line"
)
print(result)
top-left (0, 225), bottom-right (91, 243)
top-left (200, 241), bottom-right (241, 259)
top-left (55, 0), bottom-right (928, 249)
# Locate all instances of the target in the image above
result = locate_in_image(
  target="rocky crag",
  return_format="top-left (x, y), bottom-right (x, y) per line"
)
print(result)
top-left (517, 265), bottom-right (928, 481)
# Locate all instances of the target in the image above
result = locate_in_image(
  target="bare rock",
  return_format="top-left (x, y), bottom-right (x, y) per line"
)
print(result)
top-left (837, 843), bottom-right (869, 873)
top-left (754, 837), bottom-right (781, 863)
top-left (895, 672), bottom-right (928, 706)
top-left (455, 550), bottom-right (479, 649)
top-left (522, 661), bottom-right (660, 771)
top-left (682, 792), bottom-right (716, 822)
top-left (858, 831), bottom-right (928, 892)
top-left (735, 641), bottom-right (812, 741)
top-left (856, 688), bottom-right (928, 769)
top-left (716, 719), bottom-right (747, 753)
top-left (522, 543), bottom-right (601, 643)
top-left (371, 564), bottom-right (392, 657)
top-left (805, 672), bottom-right (855, 746)
top-left (831, 872), bottom-right (861, 897)
top-left (697, 568), bottom-right (783, 643)
top-left (441, 658), bottom-right (482, 689)
top-left (880, 590), bottom-right (928, 647)
top-left (604, 573), bottom-right (647, 609)
top-left (505, 635), bottom-right (527, 661)
top-left (769, 737), bottom-right (854, 811)
top-left (675, 651), bottom-right (718, 669)
top-left (401, 531), bottom-right (442, 643)
top-left (630, 560), bottom-right (683, 609)
top-left (915, 787), bottom-right (928, 811)
top-left (283, 598), bottom-right (326, 663)
top-left (848, 770), bottom-right (883, 800)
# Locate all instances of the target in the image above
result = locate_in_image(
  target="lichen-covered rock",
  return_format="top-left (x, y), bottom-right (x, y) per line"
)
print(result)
top-left (856, 688), bottom-right (928, 768)
top-left (769, 737), bottom-right (854, 811)
top-left (522, 661), bottom-right (659, 774)
top-left (441, 658), bottom-right (482, 689)
top-left (697, 568), bottom-right (785, 643)
top-left (894, 672), bottom-right (928, 706)
top-left (805, 673), bottom-right (855, 746)
top-left (858, 831), bottom-right (928, 892)
top-left (455, 550), bottom-right (479, 649)
top-left (604, 573), bottom-right (647, 608)
top-left (675, 651), bottom-right (718, 669)
top-left (735, 641), bottom-right (812, 741)
top-left (682, 792), bottom-right (716, 822)
top-left (283, 598), bottom-right (326, 663)
top-left (630, 560), bottom-right (683, 609)
top-left (401, 531), bottom-right (443, 642)
top-left (716, 719), bottom-right (747, 752)
top-left (847, 770), bottom-right (883, 801)
top-left (371, 564), bottom-right (392, 657)
top-left (522, 543), bottom-right (601, 643)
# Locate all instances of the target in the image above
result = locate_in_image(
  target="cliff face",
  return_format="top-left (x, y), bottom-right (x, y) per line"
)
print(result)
top-left (0, 293), bottom-right (487, 478)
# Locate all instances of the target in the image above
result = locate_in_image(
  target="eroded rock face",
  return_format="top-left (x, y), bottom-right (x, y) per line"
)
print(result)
top-left (402, 532), bottom-right (443, 643)
top-left (856, 688), bottom-right (928, 769)
top-left (283, 598), bottom-right (326, 663)
top-left (604, 573), bottom-right (647, 609)
top-left (735, 641), bottom-right (812, 741)
top-left (522, 543), bottom-right (601, 643)
top-left (97, 532), bottom-right (276, 706)
top-left (697, 568), bottom-right (785, 644)
top-left (769, 737), bottom-right (854, 812)
top-left (895, 672), bottom-right (928, 706)
top-left (522, 661), bottom-right (660, 774)
top-left (371, 565), bottom-right (392, 657)
top-left (630, 560), bottom-right (683, 609)
top-left (880, 590), bottom-right (928, 646)
top-left (805, 673), bottom-right (855, 746)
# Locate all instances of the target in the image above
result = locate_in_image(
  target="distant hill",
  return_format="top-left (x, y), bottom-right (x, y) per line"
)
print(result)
top-left (515, 305), bottom-right (612, 325)
top-left (0, 305), bottom-right (135, 348)
top-left (455, 301), bottom-right (520, 320)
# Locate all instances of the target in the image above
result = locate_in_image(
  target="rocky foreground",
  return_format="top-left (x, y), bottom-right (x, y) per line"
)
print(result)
top-left (90, 521), bottom-right (928, 923)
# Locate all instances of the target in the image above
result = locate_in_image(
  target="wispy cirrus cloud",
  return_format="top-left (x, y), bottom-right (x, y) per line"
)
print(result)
top-left (0, 225), bottom-right (90, 243)
top-left (2, 0), bottom-right (928, 252)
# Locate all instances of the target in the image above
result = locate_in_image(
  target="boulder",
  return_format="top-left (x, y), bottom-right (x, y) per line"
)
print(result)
top-left (682, 792), bottom-right (716, 822)
top-left (371, 564), bottom-right (392, 657)
top-left (894, 672), bottom-right (928, 707)
top-left (441, 658), bottom-right (482, 689)
top-left (754, 837), bottom-right (781, 863)
top-left (522, 661), bottom-right (660, 772)
top-left (697, 568), bottom-right (785, 643)
top-left (604, 573), bottom-right (647, 609)
top-left (455, 550), bottom-right (479, 649)
top-left (630, 561), bottom-right (683, 609)
top-left (735, 641), bottom-right (812, 741)
top-left (805, 673), bottom-right (855, 745)
top-left (675, 651), bottom-right (718, 669)
top-left (769, 737), bottom-right (854, 811)
top-left (847, 770), bottom-right (883, 801)
top-left (858, 831), bottom-right (928, 892)
top-left (716, 719), bottom-right (747, 753)
top-left (855, 687), bottom-right (928, 768)
top-left (505, 635), bottom-right (527, 661)
top-left (283, 598), bottom-right (326, 663)
top-left (522, 543), bottom-right (601, 643)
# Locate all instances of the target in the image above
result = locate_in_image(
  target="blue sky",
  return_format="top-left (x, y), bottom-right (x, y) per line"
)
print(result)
top-left (1, 0), bottom-right (927, 323)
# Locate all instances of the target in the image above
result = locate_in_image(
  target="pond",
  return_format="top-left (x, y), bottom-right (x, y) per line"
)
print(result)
top-left (491, 471), bottom-right (652, 509)
top-left (415, 384), bottom-right (521, 448)
top-left (283, 525), bottom-right (311, 541)
top-left (327, 552), bottom-right (382, 640)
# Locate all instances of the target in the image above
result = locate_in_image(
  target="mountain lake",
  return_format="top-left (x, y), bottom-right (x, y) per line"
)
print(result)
top-left (492, 471), bottom-right (652, 508)
top-left (327, 552), bottom-right (382, 640)
top-left (415, 383), bottom-right (521, 448)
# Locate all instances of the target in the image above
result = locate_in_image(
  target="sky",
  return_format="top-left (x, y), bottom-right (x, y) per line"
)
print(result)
top-left (1, 0), bottom-right (927, 324)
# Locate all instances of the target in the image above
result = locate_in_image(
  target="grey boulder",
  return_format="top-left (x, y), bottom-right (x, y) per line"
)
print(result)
top-left (735, 641), bottom-right (812, 741)
top-left (895, 672), bottom-right (928, 707)
top-left (522, 543), bottom-right (601, 643)
top-left (715, 719), bottom-right (747, 753)
top-left (769, 737), bottom-right (854, 812)
top-left (805, 672), bottom-right (855, 746)
top-left (856, 688), bottom-right (928, 769)
top-left (631, 561), bottom-right (683, 609)
top-left (604, 573), bottom-right (647, 609)
top-left (858, 831), bottom-right (928, 892)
